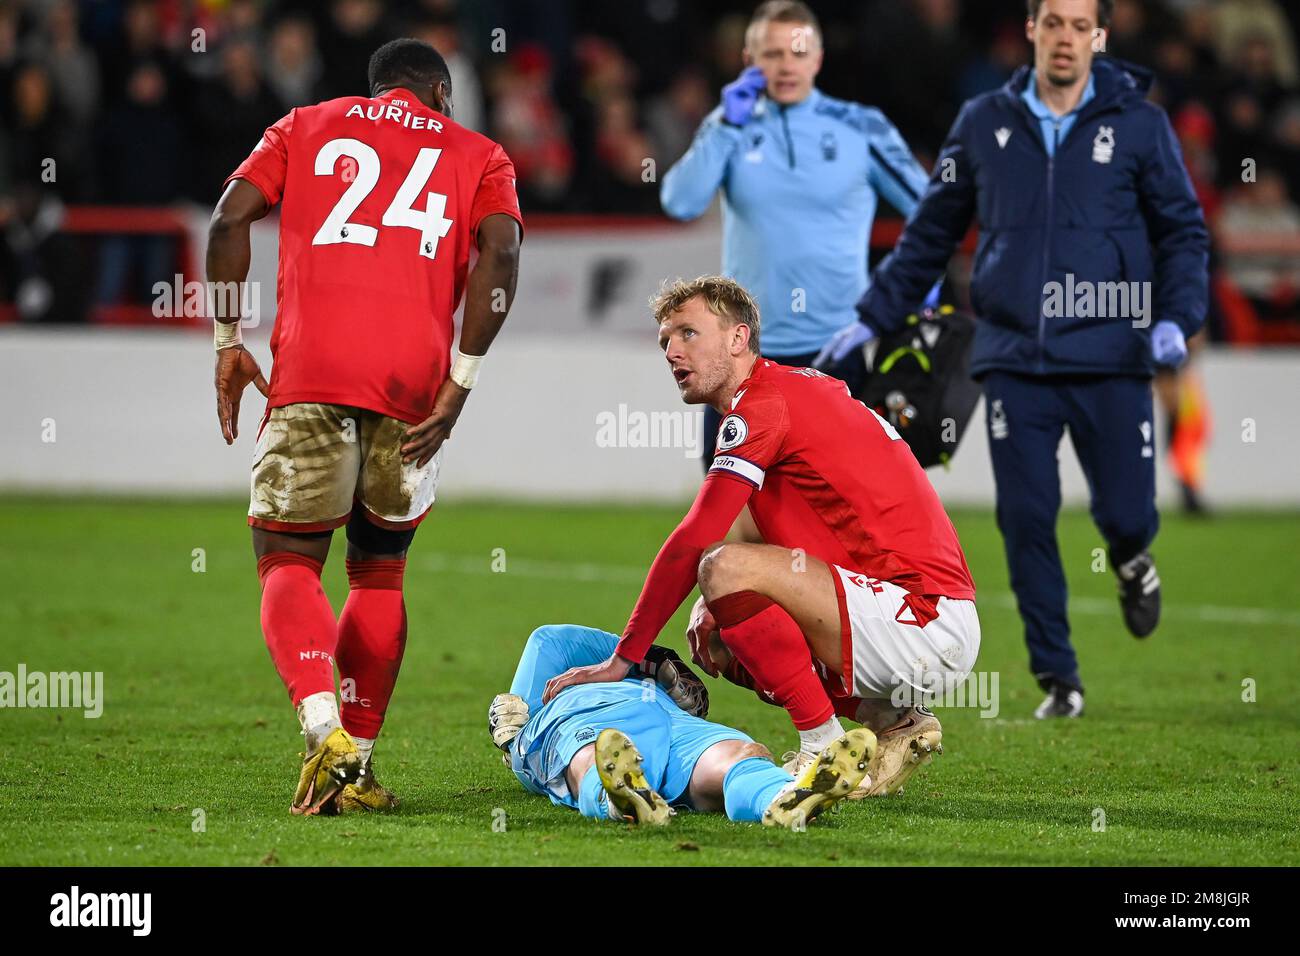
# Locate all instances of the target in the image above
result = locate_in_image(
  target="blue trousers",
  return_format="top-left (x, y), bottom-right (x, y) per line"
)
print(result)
top-left (982, 372), bottom-right (1159, 689)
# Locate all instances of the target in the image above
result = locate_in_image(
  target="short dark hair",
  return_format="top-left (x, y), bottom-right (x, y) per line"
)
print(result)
top-left (1026, 0), bottom-right (1114, 30)
top-left (368, 38), bottom-right (451, 97)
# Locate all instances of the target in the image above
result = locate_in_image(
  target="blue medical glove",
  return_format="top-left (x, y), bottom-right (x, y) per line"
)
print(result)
top-left (721, 67), bottom-right (766, 127)
top-left (814, 321), bottom-right (876, 370)
top-left (1152, 320), bottom-right (1188, 368)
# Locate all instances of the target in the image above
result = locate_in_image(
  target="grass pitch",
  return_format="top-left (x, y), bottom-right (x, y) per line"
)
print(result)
top-left (1, 497), bottom-right (1297, 866)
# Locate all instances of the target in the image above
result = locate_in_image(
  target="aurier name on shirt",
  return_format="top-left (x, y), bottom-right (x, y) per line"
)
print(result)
top-left (343, 99), bottom-right (445, 132)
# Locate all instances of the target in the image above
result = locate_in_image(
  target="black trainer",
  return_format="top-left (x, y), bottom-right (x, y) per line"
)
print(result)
top-left (1115, 550), bottom-right (1161, 638)
top-left (1179, 482), bottom-right (1211, 517)
top-left (1034, 679), bottom-right (1085, 719)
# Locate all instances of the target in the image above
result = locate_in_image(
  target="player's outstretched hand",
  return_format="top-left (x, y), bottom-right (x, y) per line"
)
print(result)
top-left (685, 595), bottom-right (720, 677)
top-left (542, 654), bottom-right (633, 704)
top-left (402, 377), bottom-right (470, 467)
top-left (215, 345), bottom-right (269, 444)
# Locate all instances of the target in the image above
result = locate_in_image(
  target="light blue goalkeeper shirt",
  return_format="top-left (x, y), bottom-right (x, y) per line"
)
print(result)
top-left (661, 88), bottom-right (929, 355)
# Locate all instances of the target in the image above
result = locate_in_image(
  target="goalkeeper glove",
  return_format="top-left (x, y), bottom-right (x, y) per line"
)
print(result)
top-left (488, 693), bottom-right (529, 763)
top-left (638, 645), bottom-right (711, 718)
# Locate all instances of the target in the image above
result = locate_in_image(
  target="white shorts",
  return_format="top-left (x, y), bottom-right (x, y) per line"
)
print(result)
top-left (248, 403), bottom-right (441, 532)
top-left (830, 566), bottom-right (981, 701)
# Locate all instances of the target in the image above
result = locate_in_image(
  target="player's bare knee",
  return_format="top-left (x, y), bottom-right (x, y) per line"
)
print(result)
top-left (700, 740), bottom-right (772, 786)
top-left (697, 542), bottom-right (725, 596)
top-left (735, 741), bottom-right (771, 762)
top-left (698, 541), bottom-right (751, 598)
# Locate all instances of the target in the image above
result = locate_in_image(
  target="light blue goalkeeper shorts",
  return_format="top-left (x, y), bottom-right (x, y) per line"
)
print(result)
top-left (506, 625), bottom-right (752, 810)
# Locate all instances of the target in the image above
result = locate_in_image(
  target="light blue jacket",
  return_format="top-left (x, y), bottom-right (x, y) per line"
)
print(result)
top-left (661, 88), bottom-right (928, 355)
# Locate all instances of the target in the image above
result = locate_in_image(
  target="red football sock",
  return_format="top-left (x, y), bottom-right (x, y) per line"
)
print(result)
top-left (725, 643), bottom-right (854, 716)
top-left (720, 654), bottom-right (799, 712)
top-left (257, 552), bottom-right (338, 707)
top-left (336, 558), bottom-right (408, 740)
top-left (708, 590), bottom-right (835, 730)
top-left (722, 655), bottom-right (761, 694)
top-left (832, 695), bottom-right (864, 721)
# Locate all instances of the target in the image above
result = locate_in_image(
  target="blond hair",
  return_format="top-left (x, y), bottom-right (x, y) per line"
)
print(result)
top-left (745, 0), bottom-right (821, 52)
top-left (651, 276), bottom-right (761, 355)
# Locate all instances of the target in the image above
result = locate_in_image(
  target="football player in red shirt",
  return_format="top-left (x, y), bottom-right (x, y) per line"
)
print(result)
top-left (544, 276), bottom-right (979, 796)
top-left (208, 39), bottom-right (522, 815)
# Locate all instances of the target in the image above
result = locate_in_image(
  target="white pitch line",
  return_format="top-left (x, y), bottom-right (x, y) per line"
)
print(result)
top-left (421, 553), bottom-right (644, 584)
top-left (979, 591), bottom-right (1300, 627)
top-left (418, 552), bottom-right (1300, 629)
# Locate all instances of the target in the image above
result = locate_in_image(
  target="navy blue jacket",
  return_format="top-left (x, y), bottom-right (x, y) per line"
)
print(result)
top-left (858, 59), bottom-right (1209, 379)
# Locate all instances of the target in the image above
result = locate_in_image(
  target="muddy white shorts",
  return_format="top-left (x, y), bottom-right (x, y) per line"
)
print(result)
top-left (248, 403), bottom-right (441, 532)
top-left (829, 566), bottom-right (981, 701)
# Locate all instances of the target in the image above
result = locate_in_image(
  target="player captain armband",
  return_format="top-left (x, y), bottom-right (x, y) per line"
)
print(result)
top-left (213, 320), bottom-right (243, 351)
top-left (709, 454), bottom-right (765, 489)
top-left (450, 349), bottom-right (484, 389)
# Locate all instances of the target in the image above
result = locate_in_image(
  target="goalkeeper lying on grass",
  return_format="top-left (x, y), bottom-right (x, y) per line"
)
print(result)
top-left (488, 625), bottom-right (874, 828)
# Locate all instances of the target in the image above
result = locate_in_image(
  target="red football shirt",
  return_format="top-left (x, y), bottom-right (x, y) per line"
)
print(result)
top-left (225, 88), bottom-right (523, 423)
top-left (711, 360), bottom-right (975, 596)
top-left (617, 359), bottom-right (974, 662)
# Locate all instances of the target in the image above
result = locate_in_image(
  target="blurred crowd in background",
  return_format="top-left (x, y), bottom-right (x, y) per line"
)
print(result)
top-left (1, 0), bottom-right (1298, 337)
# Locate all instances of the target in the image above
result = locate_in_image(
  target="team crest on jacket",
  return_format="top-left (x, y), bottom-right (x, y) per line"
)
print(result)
top-left (717, 414), bottom-right (748, 451)
top-left (821, 131), bottom-right (838, 161)
top-left (1092, 126), bottom-right (1115, 164)
top-left (989, 399), bottom-right (1009, 440)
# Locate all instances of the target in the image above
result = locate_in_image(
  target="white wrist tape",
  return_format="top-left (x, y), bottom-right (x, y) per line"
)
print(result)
top-left (450, 349), bottom-right (484, 389)
top-left (214, 320), bottom-right (243, 351)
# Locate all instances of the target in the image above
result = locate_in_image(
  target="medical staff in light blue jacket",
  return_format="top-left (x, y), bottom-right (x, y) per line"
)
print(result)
top-left (660, 1), bottom-right (930, 463)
